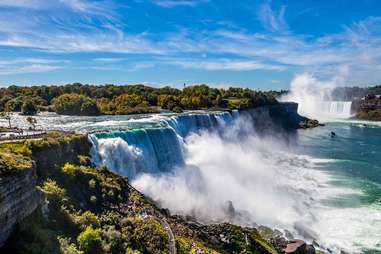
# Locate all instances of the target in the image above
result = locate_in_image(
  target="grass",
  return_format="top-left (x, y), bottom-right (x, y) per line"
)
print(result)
top-left (0, 131), bottom-right (86, 175)
top-left (0, 141), bottom-right (33, 174)
top-left (176, 237), bottom-right (220, 254)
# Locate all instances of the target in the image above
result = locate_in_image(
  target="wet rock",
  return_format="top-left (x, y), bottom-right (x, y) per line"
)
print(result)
top-left (299, 119), bottom-right (323, 129)
top-left (284, 239), bottom-right (316, 254)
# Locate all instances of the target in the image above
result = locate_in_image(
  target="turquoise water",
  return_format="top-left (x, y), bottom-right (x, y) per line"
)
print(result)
top-left (296, 121), bottom-right (381, 201)
top-left (3, 111), bottom-right (381, 252)
top-left (295, 121), bottom-right (381, 253)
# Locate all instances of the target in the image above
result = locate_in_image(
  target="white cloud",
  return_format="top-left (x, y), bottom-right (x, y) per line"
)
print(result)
top-left (171, 59), bottom-right (285, 71)
top-left (0, 58), bottom-right (65, 75)
top-left (0, 64), bottom-right (60, 75)
top-left (258, 1), bottom-right (288, 33)
top-left (0, 0), bottom-right (381, 84)
top-left (93, 58), bottom-right (124, 63)
top-left (152, 0), bottom-right (208, 8)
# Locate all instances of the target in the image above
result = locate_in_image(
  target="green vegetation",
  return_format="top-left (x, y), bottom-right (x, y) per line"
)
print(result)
top-left (0, 83), bottom-right (280, 115)
top-left (0, 142), bottom-right (33, 174)
top-left (176, 237), bottom-right (219, 254)
top-left (1, 132), bottom-right (281, 254)
top-left (77, 227), bottom-right (103, 254)
top-left (356, 109), bottom-right (381, 121)
top-left (52, 94), bottom-right (100, 116)
top-left (21, 98), bottom-right (38, 115)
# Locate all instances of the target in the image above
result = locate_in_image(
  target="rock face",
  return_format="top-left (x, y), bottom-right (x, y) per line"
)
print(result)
top-left (0, 134), bottom-right (90, 248)
top-left (0, 168), bottom-right (42, 247)
top-left (31, 135), bottom-right (91, 178)
top-left (240, 102), bottom-right (315, 133)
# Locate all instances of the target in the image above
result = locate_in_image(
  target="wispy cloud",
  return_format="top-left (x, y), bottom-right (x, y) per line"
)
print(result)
top-left (0, 0), bottom-right (381, 85)
top-left (258, 1), bottom-right (288, 33)
top-left (0, 58), bottom-right (65, 75)
top-left (152, 0), bottom-right (208, 8)
top-left (171, 59), bottom-right (285, 71)
top-left (0, 64), bottom-right (60, 75)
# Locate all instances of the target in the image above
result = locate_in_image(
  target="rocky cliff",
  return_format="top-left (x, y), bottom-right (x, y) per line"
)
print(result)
top-left (30, 134), bottom-right (91, 179)
top-left (240, 102), bottom-right (317, 132)
top-left (0, 132), bottom-right (91, 248)
top-left (0, 167), bottom-right (42, 247)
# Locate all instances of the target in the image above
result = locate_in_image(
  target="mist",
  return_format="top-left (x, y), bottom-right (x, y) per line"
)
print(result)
top-left (131, 116), bottom-right (353, 251)
top-left (280, 73), bottom-right (353, 120)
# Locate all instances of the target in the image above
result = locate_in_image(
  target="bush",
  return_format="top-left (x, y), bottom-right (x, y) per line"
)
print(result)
top-left (22, 98), bottom-right (38, 115)
top-left (78, 155), bottom-right (90, 166)
top-left (88, 179), bottom-right (96, 189)
top-left (76, 211), bottom-right (100, 230)
top-left (41, 179), bottom-right (68, 206)
top-left (77, 226), bottom-right (104, 254)
top-left (171, 106), bottom-right (183, 113)
top-left (62, 163), bottom-right (79, 175)
top-left (102, 226), bottom-right (125, 254)
top-left (52, 94), bottom-right (100, 116)
top-left (58, 237), bottom-right (84, 254)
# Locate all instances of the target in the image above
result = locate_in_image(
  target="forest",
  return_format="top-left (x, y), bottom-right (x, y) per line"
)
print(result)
top-left (0, 83), bottom-right (282, 116)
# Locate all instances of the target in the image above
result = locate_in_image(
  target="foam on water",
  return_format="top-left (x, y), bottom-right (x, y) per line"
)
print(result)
top-left (31, 109), bottom-right (378, 253)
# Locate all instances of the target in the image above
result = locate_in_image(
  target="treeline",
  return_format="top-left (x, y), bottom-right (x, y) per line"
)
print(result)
top-left (331, 85), bottom-right (381, 100)
top-left (0, 83), bottom-right (281, 116)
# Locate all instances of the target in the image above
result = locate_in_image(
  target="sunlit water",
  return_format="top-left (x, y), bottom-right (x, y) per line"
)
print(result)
top-left (1, 112), bottom-right (380, 253)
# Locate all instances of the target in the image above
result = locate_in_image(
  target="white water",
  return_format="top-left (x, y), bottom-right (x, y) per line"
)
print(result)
top-left (89, 111), bottom-right (381, 253)
top-left (280, 73), bottom-right (353, 120)
top-left (321, 101), bottom-right (353, 118)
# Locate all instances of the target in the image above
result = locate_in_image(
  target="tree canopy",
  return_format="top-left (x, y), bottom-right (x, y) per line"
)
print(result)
top-left (0, 83), bottom-right (281, 115)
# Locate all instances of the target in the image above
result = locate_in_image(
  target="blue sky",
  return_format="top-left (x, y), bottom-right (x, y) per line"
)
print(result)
top-left (0, 0), bottom-right (381, 89)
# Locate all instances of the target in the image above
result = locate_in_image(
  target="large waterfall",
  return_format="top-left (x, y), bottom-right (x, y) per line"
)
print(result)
top-left (88, 109), bottom-right (381, 252)
top-left (89, 111), bottom-right (236, 178)
top-left (321, 101), bottom-right (352, 118)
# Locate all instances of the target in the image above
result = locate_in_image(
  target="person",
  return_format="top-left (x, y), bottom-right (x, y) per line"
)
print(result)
top-left (330, 131), bottom-right (336, 137)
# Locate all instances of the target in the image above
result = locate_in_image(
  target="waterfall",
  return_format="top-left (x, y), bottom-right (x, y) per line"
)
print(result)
top-left (321, 101), bottom-right (352, 118)
top-left (89, 111), bottom-right (236, 179)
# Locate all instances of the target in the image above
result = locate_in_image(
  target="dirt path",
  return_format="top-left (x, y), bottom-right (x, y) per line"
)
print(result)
top-left (150, 214), bottom-right (176, 254)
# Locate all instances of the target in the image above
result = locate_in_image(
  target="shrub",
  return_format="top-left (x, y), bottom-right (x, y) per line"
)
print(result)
top-left (102, 226), bottom-right (125, 254)
top-left (90, 195), bottom-right (97, 204)
top-left (76, 211), bottom-right (100, 230)
top-left (58, 237), bottom-right (84, 254)
top-left (77, 226), bottom-right (104, 254)
top-left (171, 106), bottom-right (183, 113)
top-left (89, 179), bottom-right (96, 189)
top-left (62, 163), bottom-right (79, 175)
top-left (78, 155), bottom-right (90, 166)
top-left (41, 179), bottom-right (68, 206)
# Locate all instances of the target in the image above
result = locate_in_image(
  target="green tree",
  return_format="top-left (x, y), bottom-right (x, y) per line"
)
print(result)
top-left (52, 94), bottom-right (100, 116)
top-left (22, 98), bottom-right (38, 115)
top-left (77, 226), bottom-right (104, 254)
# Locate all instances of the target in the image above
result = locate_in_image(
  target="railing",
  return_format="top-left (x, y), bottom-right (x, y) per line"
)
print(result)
top-left (0, 131), bottom-right (47, 141)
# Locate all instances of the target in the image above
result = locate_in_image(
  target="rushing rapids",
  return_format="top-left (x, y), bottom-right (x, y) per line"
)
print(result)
top-left (87, 109), bottom-right (381, 253)
top-left (89, 111), bottom-right (236, 178)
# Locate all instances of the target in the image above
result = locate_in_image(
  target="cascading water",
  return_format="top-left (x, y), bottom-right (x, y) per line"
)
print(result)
top-left (89, 111), bottom-right (236, 179)
top-left (89, 108), bottom-right (381, 253)
top-left (321, 101), bottom-right (352, 118)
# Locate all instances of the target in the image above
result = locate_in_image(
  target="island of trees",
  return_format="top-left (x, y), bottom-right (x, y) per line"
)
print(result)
top-left (0, 83), bottom-right (282, 116)
top-left (332, 85), bottom-right (381, 121)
